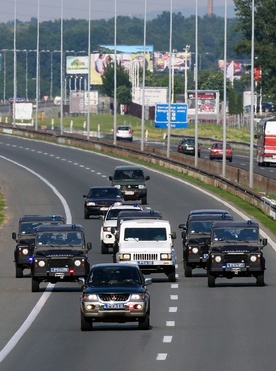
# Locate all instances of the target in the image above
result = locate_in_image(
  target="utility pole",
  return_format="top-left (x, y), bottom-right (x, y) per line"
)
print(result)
top-left (184, 45), bottom-right (190, 104)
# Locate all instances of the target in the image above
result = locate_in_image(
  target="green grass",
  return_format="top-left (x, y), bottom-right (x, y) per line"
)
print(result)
top-left (0, 193), bottom-right (6, 225)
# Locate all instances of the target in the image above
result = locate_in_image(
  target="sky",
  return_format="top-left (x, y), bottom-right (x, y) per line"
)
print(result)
top-left (0, 0), bottom-right (236, 23)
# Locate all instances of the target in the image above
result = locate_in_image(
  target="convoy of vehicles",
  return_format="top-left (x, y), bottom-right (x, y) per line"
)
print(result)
top-left (255, 116), bottom-right (276, 167)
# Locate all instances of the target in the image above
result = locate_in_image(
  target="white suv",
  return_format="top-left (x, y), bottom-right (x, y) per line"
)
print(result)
top-left (100, 204), bottom-right (142, 254)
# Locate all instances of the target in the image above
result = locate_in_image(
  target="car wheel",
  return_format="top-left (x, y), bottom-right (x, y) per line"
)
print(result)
top-left (138, 312), bottom-right (150, 330)
top-left (81, 311), bottom-right (93, 331)
top-left (207, 273), bottom-right (216, 287)
top-left (198, 152), bottom-right (201, 158)
top-left (184, 262), bottom-right (192, 277)
top-left (84, 209), bottom-right (89, 219)
top-left (101, 242), bottom-right (109, 254)
top-left (229, 157), bottom-right (233, 163)
top-left (256, 274), bottom-right (265, 287)
top-left (141, 196), bottom-right (147, 205)
top-left (31, 278), bottom-right (40, 292)
top-left (15, 264), bottom-right (24, 278)
top-left (209, 156), bottom-right (213, 161)
top-left (167, 271), bottom-right (176, 282)
top-left (129, 138), bottom-right (133, 142)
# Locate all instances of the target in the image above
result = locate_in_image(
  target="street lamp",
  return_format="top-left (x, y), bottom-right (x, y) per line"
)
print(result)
top-left (183, 44), bottom-right (190, 104)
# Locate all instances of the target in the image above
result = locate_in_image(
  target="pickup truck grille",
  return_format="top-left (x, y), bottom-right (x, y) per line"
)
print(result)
top-left (133, 253), bottom-right (158, 260)
top-left (99, 294), bottom-right (130, 301)
top-left (48, 259), bottom-right (71, 268)
top-left (224, 254), bottom-right (248, 264)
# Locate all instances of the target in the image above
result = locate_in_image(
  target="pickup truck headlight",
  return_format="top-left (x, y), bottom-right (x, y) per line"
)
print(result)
top-left (250, 255), bottom-right (257, 262)
top-left (160, 253), bottom-right (172, 260)
top-left (103, 226), bottom-right (111, 232)
top-left (131, 293), bottom-right (146, 300)
top-left (74, 260), bottom-right (81, 267)
top-left (114, 185), bottom-right (121, 189)
top-left (191, 247), bottom-right (199, 254)
top-left (83, 293), bottom-right (97, 300)
top-left (138, 185), bottom-right (145, 189)
top-left (22, 248), bottom-right (29, 255)
top-left (215, 256), bottom-right (222, 263)
top-left (38, 260), bottom-right (46, 267)
top-left (86, 202), bottom-right (96, 206)
top-left (114, 202), bottom-right (123, 206)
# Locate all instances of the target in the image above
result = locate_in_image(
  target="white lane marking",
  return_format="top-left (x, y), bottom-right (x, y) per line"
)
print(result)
top-left (170, 295), bottom-right (178, 300)
top-left (169, 307), bottom-right (178, 313)
top-left (163, 336), bottom-right (173, 343)
top-left (157, 353), bottom-right (167, 361)
top-left (166, 321), bottom-right (175, 327)
top-left (171, 284), bottom-right (178, 289)
top-left (0, 155), bottom-right (72, 364)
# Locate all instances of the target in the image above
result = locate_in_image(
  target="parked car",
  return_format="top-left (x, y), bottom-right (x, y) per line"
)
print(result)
top-left (79, 263), bottom-right (151, 331)
top-left (83, 186), bottom-right (124, 219)
top-left (177, 138), bottom-right (201, 157)
top-left (116, 125), bottom-right (133, 141)
top-left (209, 142), bottom-right (233, 162)
top-left (257, 102), bottom-right (275, 113)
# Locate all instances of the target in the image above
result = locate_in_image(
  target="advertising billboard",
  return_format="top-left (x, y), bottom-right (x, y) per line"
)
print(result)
top-left (187, 90), bottom-right (219, 115)
top-left (66, 56), bottom-right (89, 74)
top-left (154, 51), bottom-right (191, 72)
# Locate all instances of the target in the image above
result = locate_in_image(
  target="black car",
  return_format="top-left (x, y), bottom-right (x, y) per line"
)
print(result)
top-left (83, 186), bottom-right (124, 219)
top-left (179, 212), bottom-right (233, 277)
top-left (257, 102), bottom-right (275, 113)
top-left (177, 138), bottom-right (200, 157)
top-left (206, 220), bottom-right (267, 287)
top-left (109, 166), bottom-right (150, 205)
top-left (31, 224), bottom-right (92, 292)
top-left (79, 263), bottom-right (152, 331)
top-left (12, 214), bottom-right (65, 278)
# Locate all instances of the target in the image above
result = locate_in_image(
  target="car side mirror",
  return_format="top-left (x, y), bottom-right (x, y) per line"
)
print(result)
top-left (144, 277), bottom-right (152, 286)
top-left (87, 242), bottom-right (92, 251)
top-left (78, 277), bottom-right (86, 287)
top-left (12, 232), bottom-right (17, 240)
top-left (171, 231), bottom-right (177, 239)
top-left (262, 238), bottom-right (267, 247)
top-left (178, 223), bottom-right (186, 230)
top-left (109, 176), bottom-right (113, 181)
top-left (145, 175), bottom-right (150, 181)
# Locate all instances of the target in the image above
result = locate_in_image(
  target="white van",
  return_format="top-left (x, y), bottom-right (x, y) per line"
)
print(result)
top-left (116, 219), bottom-right (177, 282)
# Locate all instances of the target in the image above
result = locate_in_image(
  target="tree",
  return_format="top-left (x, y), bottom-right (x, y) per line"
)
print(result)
top-left (234, 0), bottom-right (276, 100)
top-left (101, 61), bottom-right (132, 99)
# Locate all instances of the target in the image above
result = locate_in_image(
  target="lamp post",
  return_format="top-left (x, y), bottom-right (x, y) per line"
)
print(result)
top-left (183, 44), bottom-right (190, 104)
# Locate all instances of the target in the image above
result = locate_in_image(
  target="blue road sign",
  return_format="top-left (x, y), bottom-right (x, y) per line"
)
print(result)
top-left (154, 103), bottom-right (188, 128)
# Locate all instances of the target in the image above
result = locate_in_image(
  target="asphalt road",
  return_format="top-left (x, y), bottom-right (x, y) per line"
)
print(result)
top-left (1, 134), bottom-right (276, 371)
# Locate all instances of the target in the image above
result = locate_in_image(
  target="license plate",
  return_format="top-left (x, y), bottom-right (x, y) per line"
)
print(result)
top-left (104, 303), bottom-right (125, 309)
top-left (51, 267), bottom-right (69, 273)
top-left (226, 263), bottom-right (245, 268)
top-left (124, 191), bottom-right (134, 195)
top-left (138, 261), bottom-right (153, 265)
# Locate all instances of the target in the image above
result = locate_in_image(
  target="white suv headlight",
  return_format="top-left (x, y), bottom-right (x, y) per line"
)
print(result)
top-left (215, 256), bottom-right (222, 263)
top-left (138, 185), bottom-right (145, 189)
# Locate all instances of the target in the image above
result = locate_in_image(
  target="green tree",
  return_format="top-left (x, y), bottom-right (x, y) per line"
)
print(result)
top-left (117, 86), bottom-right (132, 106)
top-left (234, 0), bottom-right (276, 99)
top-left (101, 61), bottom-right (132, 98)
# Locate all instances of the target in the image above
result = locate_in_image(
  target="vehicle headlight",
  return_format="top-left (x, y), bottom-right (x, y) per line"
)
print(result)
top-left (22, 248), bottom-right (29, 255)
top-left (103, 226), bottom-right (111, 232)
top-left (250, 255), bottom-right (257, 262)
top-left (74, 260), bottom-right (81, 267)
top-left (131, 293), bottom-right (146, 300)
top-left (38, 260), bottom-right (45, 267)
top-left (82, 293), bottom-right (98, 301)
top-left (119, 253), bottom-right (131, 260)
top-left (215, 256), bottom-right (222, 263)
top-left (138, 185), bottom-right (145, 189)
top-left (114, 185), bottom-right (121, 189)
top-left (114, 202), bottom-right (123, 206)
top-left (192, 247), bottom-right (199, 254)
top-left (160, 253), bottom-right (172, 260)
top-left (86, 202), bottom-right (96, 206)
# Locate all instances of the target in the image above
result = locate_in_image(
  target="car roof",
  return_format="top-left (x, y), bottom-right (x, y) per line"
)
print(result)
top-left (212, 220), bottom-right (259, 229)
top-left (88, 186), bottom-right (118, 190)
top-left (188, 214), bottom-right (233, 222)
top-left (36, 224), bottom-right (84, 232)
top-left (188, 209), bottom-right (231, 217)
top-left (114, 165), bottom-right (144, 171)
top-left (19, 214), bottom-right (65, 222)
top-left (91, 263), bottom-right (140, 270)
top-left (118, 210), bottom-right (162, 219)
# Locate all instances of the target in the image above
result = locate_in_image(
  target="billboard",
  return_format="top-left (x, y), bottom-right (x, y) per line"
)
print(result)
top-left (155, 103), bottom-right (188, 129)
top-left (66, 56), bottom-right (89, 74)
top-left (90, 45), bottom-right (154, 85)
top-left (154, 51), bottom-right (191, 72)
top-left (187, 90), bottom-right (219, 115)
top-left (132, 87), bottom-right (167, 106)
top-left (70, 90), bottom-right (99, 114)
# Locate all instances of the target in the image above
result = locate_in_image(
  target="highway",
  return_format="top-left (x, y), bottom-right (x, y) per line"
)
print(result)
top-left (0, 134), bottom-right (276, 371)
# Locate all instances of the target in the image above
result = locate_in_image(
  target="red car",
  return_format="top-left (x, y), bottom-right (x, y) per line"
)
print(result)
top-left (209, 142), bottom-right (233, 162)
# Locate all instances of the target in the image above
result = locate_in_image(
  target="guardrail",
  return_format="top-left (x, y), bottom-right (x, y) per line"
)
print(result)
top-left (1, 123), bottom-right (276, 220)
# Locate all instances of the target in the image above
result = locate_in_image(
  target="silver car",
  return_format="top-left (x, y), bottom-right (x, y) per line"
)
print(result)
top-left (79, 263), bottom-right (151, 331)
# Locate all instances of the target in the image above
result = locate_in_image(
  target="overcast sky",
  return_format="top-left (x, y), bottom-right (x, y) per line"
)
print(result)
top-left (0, 0), bottom-right (236, 23)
